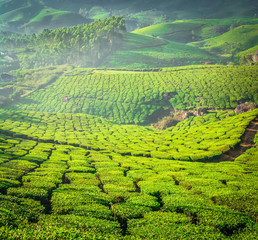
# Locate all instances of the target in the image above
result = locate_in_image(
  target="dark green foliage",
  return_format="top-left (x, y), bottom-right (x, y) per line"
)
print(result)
top-left (1, 17), bottom-right (126, 68)
top-left (0, 195), bottom-right (44, 225)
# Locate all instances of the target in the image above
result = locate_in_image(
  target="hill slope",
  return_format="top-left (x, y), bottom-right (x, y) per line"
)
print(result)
top-left (133, 20), bottom-right (258, 64)
top-left (133, 19), bottom-right (258, 43)
top-left (1, 0), bottom-right (257, 33)
top-left (0, 0), bottom-right (91, 33)
top-left (9, 65), bottom-right (258, 124)
top-left (190, 24), bottom-right (258, 62)
top-left (0, 108), bottom-right (257, 238)
top-left (101, 32), bottom-right (220, 68)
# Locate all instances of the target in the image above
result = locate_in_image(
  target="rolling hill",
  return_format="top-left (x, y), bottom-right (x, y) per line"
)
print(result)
top-left (132, 19), bottom-right (258, 64)
top-left (1, 0), bottom-right (258, 33)
top-left (190, 24), bottom-right (258, 61)
top-left (100, 32), bottom-right (220, 68)
top-left (0, 0), bottom-right (91, 33)
top-left (8, 65), bottom-right (258, 124)
top-left (133, 18), bottom-right (258, 43)
top-left (0, 3), bottom-right (258, 239)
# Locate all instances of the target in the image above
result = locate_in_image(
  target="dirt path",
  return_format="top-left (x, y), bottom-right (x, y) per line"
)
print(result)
top-left (208, 117), bottom-right (258, 162)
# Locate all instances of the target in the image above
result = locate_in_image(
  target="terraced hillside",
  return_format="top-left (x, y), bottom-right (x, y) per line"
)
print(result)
top-left (1, 2), bottom-right (258, 238)
top-left (10, 65), bottom-right (258, 124)
top-left (1, 66), bottom-right (258, 239)
top-left (0, 108), bottom-right (257, 160)
top-left (0, 108), bottom-right (258, 239)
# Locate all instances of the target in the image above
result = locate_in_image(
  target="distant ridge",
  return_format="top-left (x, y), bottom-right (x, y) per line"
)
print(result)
top-left (1, 0), bottom-right (257, 33)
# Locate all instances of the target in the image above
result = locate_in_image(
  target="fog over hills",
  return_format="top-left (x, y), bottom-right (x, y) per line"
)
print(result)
top-left (1, 0), bottom-right (257, 33)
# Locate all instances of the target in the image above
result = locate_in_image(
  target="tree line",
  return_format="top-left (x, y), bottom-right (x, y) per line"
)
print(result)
top-left (0, 16), bottom-right (126, 68)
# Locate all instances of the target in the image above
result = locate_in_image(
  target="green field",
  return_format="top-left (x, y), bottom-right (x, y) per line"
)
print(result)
top-left (0, 107), bottom-right (257, 239)
top-left (1, 64), bottom-right (258, 238)
top-left (133, 19), bottom-right (258, 43)
top-left (191, 24), bottom-right (258, 59)
top-left (0, 107), bottom-right (257, 159)
top-left (1, 6), bottom-right (258, 239)
top-left (9, 66), bottom-right (258, 124)
top-left (101, 32), bottom-right (221, 68)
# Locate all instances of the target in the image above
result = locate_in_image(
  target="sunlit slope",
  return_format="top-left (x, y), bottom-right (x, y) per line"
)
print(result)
top-left (237, 45), bottom-right (258, 64)
top-left (101, 32), bottom-right (219, 68)
top-left (0, 0), bottom-right (43, 23)
top-left (0, 0), bottom-right (90, 33)
top-left (133, 19), bottom-right (258, 43)
top-left (0, 109), bottom-right (257, 161)
top-left (1, 0), bottom-right (257, 34)
top-left (22, 9), bottom-right (90, 34)
top-left (190, 24), bottom-right (258, 58)
top-left (9, 66), bottom-right (258, 124)
top-left (0, 109), bottom-right (257, 238)
top-left (132, 20), bottom-right (258, 64)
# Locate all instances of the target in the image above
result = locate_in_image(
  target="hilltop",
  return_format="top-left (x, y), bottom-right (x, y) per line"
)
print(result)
top-left (133, 19), bottom-right (258, 43)
top-left (1, 0), bottom-right (257, 33)
top-left (133, 19), bottom-right (258, 64)
top-left (100, 32), bottom-right (219, 68)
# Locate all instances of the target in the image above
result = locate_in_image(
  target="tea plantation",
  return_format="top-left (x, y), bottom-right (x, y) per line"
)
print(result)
top-left (1, 1), bottom-right (258, 237)
top-left (0, 107), bottom-right (258, 238)
top-left (10, 65), bottom-right (258, 124)
top-left (0, 109), bottom-right (257, 160)
top-left (1, 60), bottom-right (258, 238)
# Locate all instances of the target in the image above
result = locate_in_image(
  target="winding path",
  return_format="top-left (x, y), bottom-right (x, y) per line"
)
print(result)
top-left (208, 117), bottom-right (258, 162)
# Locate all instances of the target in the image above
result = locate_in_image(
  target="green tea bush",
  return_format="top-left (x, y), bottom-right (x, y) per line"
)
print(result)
top-left (9, 66), bottom-right (258, 124)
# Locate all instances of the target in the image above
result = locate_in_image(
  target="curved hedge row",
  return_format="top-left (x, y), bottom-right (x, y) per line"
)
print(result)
top-left (0, 109), bottom-right (257, 161)
top-left (10, 65), bottom-right (258, 124)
